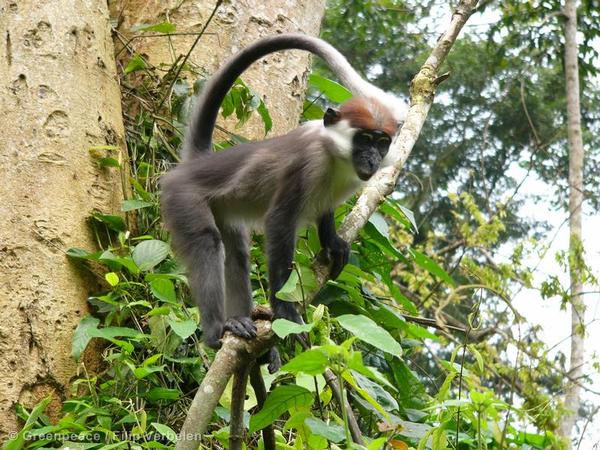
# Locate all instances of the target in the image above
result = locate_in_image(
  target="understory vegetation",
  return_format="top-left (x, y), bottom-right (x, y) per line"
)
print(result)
top-left (7, 1), bottom-right (600, 450)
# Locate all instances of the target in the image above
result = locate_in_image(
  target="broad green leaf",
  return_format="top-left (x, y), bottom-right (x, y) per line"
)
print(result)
top-left (272, 319), bottom-right (314, 338)
top-left (92, 213), bottom-right (127, 232)
top-left (257, 100), bottom-right (273, 135)
top-left (281, 348), bottom-right (328, 375)
top-left (105, 272), bottom-right (119, 286)
top-left (4, 397), bottom-right (51, 450)
top-left (122, 199), bottom-right (153, 212)
top-left (167, 318), bottom-right (197, 340)
top-left (308, 74), bottom-right (353, 102)
top-left (125, 54), bottom-right (147, 74)
top-left (150, 278), bottom-right (177, 303)
top-left (151, 422), bottom-right (177, 442)
top-left (132, 240), bottom-right (170, 271)
top-left (343, 371), bottom-right (389, 419)
top-left (66, 248), bottom-right (101, 260)
top-left (99, 250), bottom-right (140, 275)
top-left (89, 326), bottom-right (141, 339)
top-left (146, 387), bottom-right (181, 402)
top-left (71, 315), bottom-right (100, 361)
top-left (352, 371), bottom-right (398, 411)
top-left (336, 314), bottom-right (402, 357)
top-left (409, 249), bottom-right (455, 287)
top-left (305, 417), bottom-right (345, 443)
top-left (302, 99), bottom-right (325, 120)
top-left (249, 385), bottom-right (313, 433)
top-left (368, 212), bottom-right (389, 238)
top-left (133, 364), bottom-right (166, 380)
top-left (97, 157), bottom-right (121, 168)
top-left (275, 270), bottom-right (299, 301)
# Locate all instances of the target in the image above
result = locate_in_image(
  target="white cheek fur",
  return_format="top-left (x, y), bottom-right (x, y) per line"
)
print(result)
top-left (321, 119), bottom-right (355, 159)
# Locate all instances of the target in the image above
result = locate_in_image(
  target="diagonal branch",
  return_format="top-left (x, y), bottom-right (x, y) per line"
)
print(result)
top-left (175, 1), bottom-right (479, 448)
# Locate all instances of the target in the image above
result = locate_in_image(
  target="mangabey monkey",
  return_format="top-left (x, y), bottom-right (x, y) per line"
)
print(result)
top-left (161, 34), bottom-right (405, 365)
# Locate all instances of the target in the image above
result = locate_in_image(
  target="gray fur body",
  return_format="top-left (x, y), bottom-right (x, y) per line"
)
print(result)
top-left (161, 121), bottom-right (362, 347)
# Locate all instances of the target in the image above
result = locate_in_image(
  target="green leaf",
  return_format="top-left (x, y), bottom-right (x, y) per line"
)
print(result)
top-left (99, 251), bottom-right (140, 275)
top-left (257, 100), bottom-right (273, 135)
top-left (71, 315), bottom-right (100, 361)
top-left (136, 22), bottom-right (176, 34)
top-left (92, 213), bottom-right (127, 232)
top-left (98, 157), bottom-right (121, 168)
top-left (146, 387), bottom-right (181, 402)
top-left (305, 417), bottom-right (345, 443)
top-left (89, 326), bottom-right (141, 339)
top-left (249, 385), bottom-right (313, 433)
top-left (66, 248), bottom-right (101, 261)
top-left (167, 318), bottom-right (197, 340)
top-left (150, 278), bottom-right (177, 303)
top-left (151, 422), bottom-right (177, 442)
top-left (368, 212), bottom-right (389, 238)
top-left (132, 239), bottom-right (170, 271)
top-left (124, 54), bottom-right (147, 74)
top-left (4, 397), bottom-right (51, 450)
top-left (302, 100), bottom-right (325, 120)
top-left (309, 74), bottom-right (353, 103)
top-left (272, 319), bottom-right (315, 338)
top-left (105, 272), bottom-right (119, 286)
top-left (122, 199), bottom-right (153, 212)
top-left (336, 314), bottom-right (402, 358)
top-left (281, 348), bottom-right (328, 375)
top-left (409, 249), bottom-right (455, 287)
top-left (275, 270), bottom-right (300, 301)
top-left (352, 371), bottom-right (398, 411)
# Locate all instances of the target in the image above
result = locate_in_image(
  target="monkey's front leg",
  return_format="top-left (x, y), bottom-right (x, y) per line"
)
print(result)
top-left (318, 209), bottom-right (350, 279)
top-left (265, 208), bottom-right (303, 325)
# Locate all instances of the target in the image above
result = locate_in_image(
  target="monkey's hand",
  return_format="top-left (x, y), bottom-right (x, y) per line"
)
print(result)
top-left (322, 235), bottom-right (350, 280)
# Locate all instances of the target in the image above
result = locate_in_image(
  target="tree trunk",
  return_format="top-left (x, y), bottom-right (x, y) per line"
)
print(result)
top-left (110, 0), bottom-right (326, 140)
top-left (0, 0), bottom-right (126, 438)
top-left (558, 0), bottom-right (586, 446)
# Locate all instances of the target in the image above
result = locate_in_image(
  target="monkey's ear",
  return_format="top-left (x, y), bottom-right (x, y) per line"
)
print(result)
top-left (323, 108), bottom-right (341, 126)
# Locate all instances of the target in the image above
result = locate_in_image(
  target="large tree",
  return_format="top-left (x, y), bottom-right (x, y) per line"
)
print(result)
top-left (0, 0), bottom-right (127, 438)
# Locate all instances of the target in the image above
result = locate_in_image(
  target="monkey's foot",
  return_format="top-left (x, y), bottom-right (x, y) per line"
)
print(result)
top-left (257, 346), bottom-right (281, 374)
top-left (224, 316), bottom-right (257, 340)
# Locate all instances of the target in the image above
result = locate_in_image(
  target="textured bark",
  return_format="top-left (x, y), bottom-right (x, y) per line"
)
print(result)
top-left (558, 0), bottom-right (586, 446)
top-left (111, 0), bottom-right (326, 140)
top-left (0, 0), bottom-right (126, 438)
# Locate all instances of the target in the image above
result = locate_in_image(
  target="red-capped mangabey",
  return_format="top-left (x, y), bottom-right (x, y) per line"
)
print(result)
top-left (161, 34), bottom-right (406, 367)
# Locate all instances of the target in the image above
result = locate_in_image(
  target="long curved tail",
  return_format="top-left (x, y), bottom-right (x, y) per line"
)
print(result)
top-left (183, 33), bottom-right (405, 159)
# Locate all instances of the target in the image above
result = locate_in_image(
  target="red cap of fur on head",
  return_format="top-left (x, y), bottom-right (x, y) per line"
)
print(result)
top-left (339, 97), bottom-right (398, 137)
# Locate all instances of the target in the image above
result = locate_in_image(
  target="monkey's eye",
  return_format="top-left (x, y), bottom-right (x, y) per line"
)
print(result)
top-left (356, 132), bottom-right (373, 146)
top-left (376, 136), bottom-right (391, 154)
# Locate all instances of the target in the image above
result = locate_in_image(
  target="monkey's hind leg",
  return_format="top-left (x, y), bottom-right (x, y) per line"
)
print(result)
top-left (162, 190), bottom-right (228, 349)
top-left (222, 224), bottom-right (258, 340)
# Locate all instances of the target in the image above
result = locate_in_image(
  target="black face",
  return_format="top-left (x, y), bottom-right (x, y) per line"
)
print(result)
top-left (351, 130), bottom-right (392, 181)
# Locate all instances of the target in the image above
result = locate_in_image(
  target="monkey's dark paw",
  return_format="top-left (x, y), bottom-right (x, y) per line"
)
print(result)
top-left (204, 324), bottom-right (224, 349)
top-left (326, 235), bottom-right (350, 280)
top-left (224, 316), bottom-right (257, 340)
top-left (257, 346), bottom-right (281, 374)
